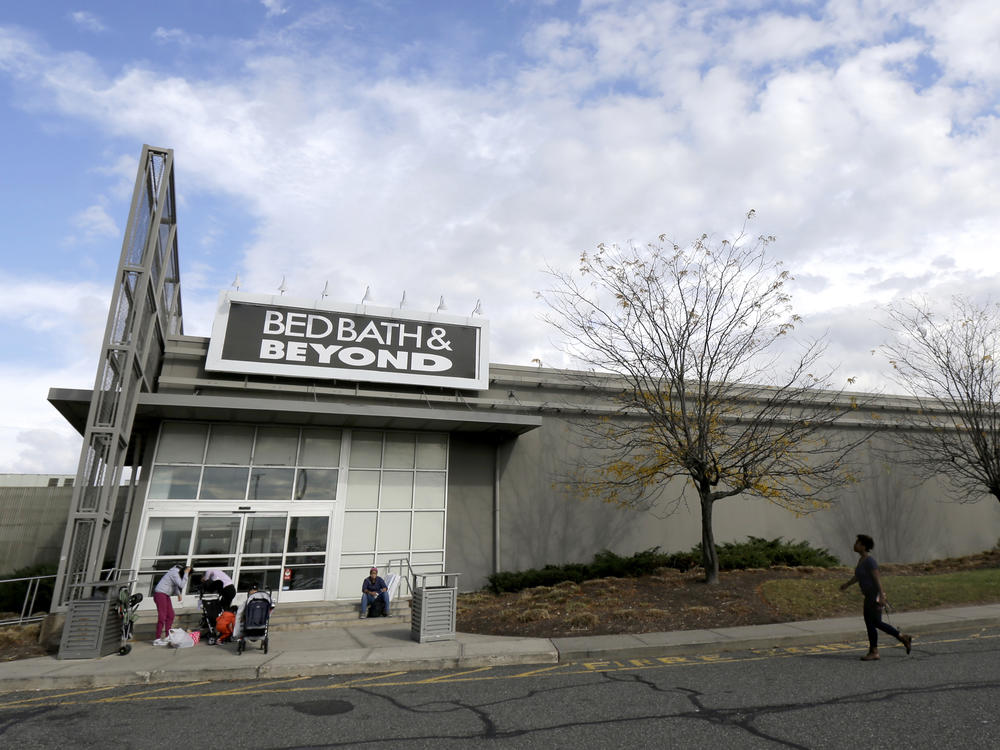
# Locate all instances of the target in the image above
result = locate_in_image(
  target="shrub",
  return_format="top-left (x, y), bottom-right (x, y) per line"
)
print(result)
top-left (0, 563), bottom-right (58, 615)
top-left (485, 537), bottom-right (837, 594)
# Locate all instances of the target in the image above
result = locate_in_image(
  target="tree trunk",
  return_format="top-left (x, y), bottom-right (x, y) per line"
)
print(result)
top-left (700, 492), bottom-right (719, 584)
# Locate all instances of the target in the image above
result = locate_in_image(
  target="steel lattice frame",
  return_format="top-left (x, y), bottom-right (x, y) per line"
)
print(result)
top-left (53, 145), bottom-right (183, 606)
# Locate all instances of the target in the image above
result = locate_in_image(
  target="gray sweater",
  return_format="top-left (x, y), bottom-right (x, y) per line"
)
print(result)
top-left (154, 566), bottom-right (189, 596)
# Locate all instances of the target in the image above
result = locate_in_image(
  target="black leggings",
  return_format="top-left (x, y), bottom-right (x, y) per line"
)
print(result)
top-left (863, 598), bottom-right (901, 651)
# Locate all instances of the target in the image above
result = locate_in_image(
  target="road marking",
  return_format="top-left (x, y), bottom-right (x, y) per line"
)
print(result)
top-left (509, 664), bottom-right (573, 678)
top-left (418, 666), bottom-right (494, 683)
top-left (3, 628), bottom-right (997, 710)
top-left (331, 671), bottom-right (410, 686)
top-left (95, 681), bottom-right (213, 703)
top-left (210, 675), bottom-right (311, 695)
top-left (0, 685), bottom-right (115, 709)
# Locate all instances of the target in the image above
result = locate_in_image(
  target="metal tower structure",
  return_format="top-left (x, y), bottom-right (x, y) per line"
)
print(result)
top-left (53, 145), bottom-right (183, 606)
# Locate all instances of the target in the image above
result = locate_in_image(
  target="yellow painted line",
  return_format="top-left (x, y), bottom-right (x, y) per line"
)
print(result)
top-left (96, 681), bottom-right (214, 703)
top-left (331, 671), bottom-right (410, 687)
top-left (417, 666), bottom-right (494, 683)
top-left (3, 628), bottom-right (997, 711)
top-left (0, 685), bottom-right (115, 709)
top-left (509, 663), bottom-right (573, 678)
top-left (210, 675), bottom-right (311, 695)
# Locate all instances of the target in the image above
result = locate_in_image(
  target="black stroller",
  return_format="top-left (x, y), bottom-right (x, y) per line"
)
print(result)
top-left (115, 586), bottom-right (143, 656)
top-left (236, 587), bottom-right (274, 655)
top-left (198, 581), bottom-right (227, 645)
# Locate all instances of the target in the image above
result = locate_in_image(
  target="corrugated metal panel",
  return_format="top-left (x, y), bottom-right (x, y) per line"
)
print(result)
top-left (58, 595), bottom-right (121, 659)
top-left (411, 587), bottom-right (457, 643)
top-left (0, 486), bottom-right (73, 572)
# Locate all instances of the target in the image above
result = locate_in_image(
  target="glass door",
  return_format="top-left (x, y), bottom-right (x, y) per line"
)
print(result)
top-left (139, 510), bottom-right (333, 606)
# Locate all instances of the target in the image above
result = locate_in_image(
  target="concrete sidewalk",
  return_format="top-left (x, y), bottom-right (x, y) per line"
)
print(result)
top-left (2, 604), bottom-right (998, 692)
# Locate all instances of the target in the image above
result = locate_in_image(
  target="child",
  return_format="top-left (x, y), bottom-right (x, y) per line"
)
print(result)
top-left (215, 606), bottom-right (237, 643)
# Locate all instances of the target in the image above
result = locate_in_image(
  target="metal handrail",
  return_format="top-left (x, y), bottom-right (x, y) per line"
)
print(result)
top-left (385, 557), bottom-right (416, 598)
top-left (0, 573), bottom-right (57, 627)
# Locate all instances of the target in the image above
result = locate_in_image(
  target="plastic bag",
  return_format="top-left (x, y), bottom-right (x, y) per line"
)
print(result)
top-left (189, 630), bottom-right (201, 645)
top-left (168, 628), bottom-right (195, 648)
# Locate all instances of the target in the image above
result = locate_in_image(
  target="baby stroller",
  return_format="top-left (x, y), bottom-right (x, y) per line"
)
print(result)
top-left (237, 587), bottom-right (274, 655)
top-left (115, 585), bottom-right (143, 656)
top-left (199, 582), bottom-right (226, 646)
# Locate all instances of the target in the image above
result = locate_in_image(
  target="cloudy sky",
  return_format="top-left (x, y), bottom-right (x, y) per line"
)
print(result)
top-left (1, 0), bottom-right (998, 474)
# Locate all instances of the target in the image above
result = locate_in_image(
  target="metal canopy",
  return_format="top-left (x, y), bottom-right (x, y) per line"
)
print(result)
top-left (48, 387), bottom-right (542, 446)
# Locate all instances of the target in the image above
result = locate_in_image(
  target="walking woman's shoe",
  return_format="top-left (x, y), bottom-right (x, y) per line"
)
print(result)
top-left (860, 651), bottom-right (880, 661)
top-left (901, 634), bottom-right (912, 654)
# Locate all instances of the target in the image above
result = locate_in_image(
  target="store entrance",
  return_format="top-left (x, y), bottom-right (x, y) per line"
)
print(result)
top-left (139, 510), bottom-right (332, 605)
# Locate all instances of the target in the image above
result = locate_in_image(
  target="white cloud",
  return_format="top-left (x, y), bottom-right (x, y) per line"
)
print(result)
top-left (261, 0), bottom-right (289, 18)
top-left (1, 2), bottom-right (999, 472)
top-left (69, 203), bottom-right (119, 243)
top-left (69, 11), bottom-right (105, 34)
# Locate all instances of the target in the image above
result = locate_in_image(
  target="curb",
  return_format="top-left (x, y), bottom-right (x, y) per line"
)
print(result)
top-left (2, 611), bottom-right (997, 694)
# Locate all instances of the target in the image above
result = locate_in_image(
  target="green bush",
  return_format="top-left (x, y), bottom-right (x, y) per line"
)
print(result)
top-left (712, 536), bottom-right (839, 570)
top-left (0, 563), bottom-right (58, 615)
top-left (485, 537), bottom-right (837, 594)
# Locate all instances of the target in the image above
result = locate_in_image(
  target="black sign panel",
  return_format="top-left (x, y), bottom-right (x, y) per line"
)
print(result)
top-left (206, 295), bottom-right (488, 390)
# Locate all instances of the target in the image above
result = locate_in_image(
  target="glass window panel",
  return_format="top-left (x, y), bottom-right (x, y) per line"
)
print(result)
top-left (377, 512), bottom-right (411, 551)
top-left (284, 564), bottom-right (325, 591)
top-left (237, 569), bottom-right (281, 592)
top-left (414, 472), bottom-right (445, 508)
top-left (287, 516), bottom-right (329, 553)
top-left (240, 556), bottom-right (282, 566)
top-left (156, 423), bottom-right (207, 463)
top-left (342, 512), bottom-right (376, 552)
top-left (243, 516), bottom-right (287, 554)
top-left (300, 428), bottom-right (342, 467)
top-left (415, 433), bottom-right (448, 469)
top-left (194, 516), bottom-right (241, 555)
top-left (340, 553), bottom-right (375, 567)
top-left (381, 471), bottom-right (413, 509)
top-left (384, 432), bottom-right (415, 469)
top-left (141, 517), bottom-right (193, 557)
top-left (249, 468), bottom-right (295, 500)
top-left (199, 467), bottom-right (249, 500)
top-left (254, 426), bottom-right (299, 465)
top-left (205, 424), bottom-right (254, 464)
top-left (295, 468), bottom-right (338, 500)
top-left (283, 554), bottom-right (325, 564)
top-left (412, 512), bottom-right (445, 550)
top-left (148, 466), bottom-right (201, 499)
top-left (346, 470), bottom-right (379, 509)
top-left (350, 431), bottom-right (383, 468)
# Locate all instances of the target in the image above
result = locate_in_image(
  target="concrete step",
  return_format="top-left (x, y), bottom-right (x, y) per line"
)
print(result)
top-left (132, 600), bottom-right (411, 639)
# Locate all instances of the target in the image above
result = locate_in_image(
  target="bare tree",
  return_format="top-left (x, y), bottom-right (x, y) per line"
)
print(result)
top-left (539, 215), bottom-right (869, 583)
top-left (883, 296), bottom-right (1000, 503)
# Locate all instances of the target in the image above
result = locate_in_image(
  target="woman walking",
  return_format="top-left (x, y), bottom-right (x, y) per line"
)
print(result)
top-left (840, 534), bottom-right (912, 660)
top-left (152, 564), bottom-right (191, 646)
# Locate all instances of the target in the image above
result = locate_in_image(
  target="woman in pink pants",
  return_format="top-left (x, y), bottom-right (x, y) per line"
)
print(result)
top-left (152, 564), bottom-right (191, 646)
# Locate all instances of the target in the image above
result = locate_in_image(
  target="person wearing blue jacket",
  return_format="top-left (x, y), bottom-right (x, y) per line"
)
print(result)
top-left (152, 564), bottom-right (191, 646)
top-left (360, 567), bottom-right (389, 618)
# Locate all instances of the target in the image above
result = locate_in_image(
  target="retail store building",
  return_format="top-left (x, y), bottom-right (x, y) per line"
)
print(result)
top-left (45, 147), bottom-right (1000, 612)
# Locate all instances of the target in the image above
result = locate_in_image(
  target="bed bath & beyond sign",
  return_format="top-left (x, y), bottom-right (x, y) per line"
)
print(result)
top-left (206, 292), bottom-right (489, 390)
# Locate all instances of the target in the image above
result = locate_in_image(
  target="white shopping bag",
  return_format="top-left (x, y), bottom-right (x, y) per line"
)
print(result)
top-left (167, 628), bottom-right (195, 648)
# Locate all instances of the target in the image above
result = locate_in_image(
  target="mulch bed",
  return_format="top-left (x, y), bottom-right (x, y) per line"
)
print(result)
top-left (457, 550), bottom-right (1000, 639)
